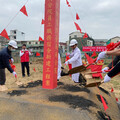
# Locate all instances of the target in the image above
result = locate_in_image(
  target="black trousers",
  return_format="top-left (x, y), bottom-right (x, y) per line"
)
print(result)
top-left (108, 62), bottom-right (120, 78)
top-left (21, 62), bottom-right (30, 76)
top-left (0, 69), bottom-right (6, 85)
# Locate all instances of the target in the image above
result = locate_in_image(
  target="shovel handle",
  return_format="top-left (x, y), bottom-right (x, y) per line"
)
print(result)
top-left (85, 70), bottom-right (110, 74)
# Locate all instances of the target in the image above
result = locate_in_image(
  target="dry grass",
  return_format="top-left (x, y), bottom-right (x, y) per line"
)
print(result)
top-left (5, 59), bottom-right (120, 100)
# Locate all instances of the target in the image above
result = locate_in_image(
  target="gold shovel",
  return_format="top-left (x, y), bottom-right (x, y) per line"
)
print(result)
top-left (68, 64), bottom-right (92, 74)
top-left (85, 81), bottom-right (103, 87)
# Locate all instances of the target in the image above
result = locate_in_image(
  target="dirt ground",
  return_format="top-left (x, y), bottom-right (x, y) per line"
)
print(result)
top-left (5, 61), bottom-right (120, 100)
top-left (0, 61), bottom-right (119, 120)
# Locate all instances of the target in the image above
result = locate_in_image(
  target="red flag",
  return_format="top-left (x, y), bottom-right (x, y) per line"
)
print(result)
top-left (74, 22), bottom-right (81, 33)
top-left (0, 29), bottom-right (10, 40)
top-left (116, 98), bottom-right (118, 102)
top-left (100, 95), bottom-right (108, 111)
top-left (83, 33), bottom-right (88, 39)
top-left (65, 53), bottom-right (72, 70)
top-left (85, 53), bottom-right (94, 64)
top-left (33, 68), bottom-right (36, 72)
top-left (36, 52), bottom-right (40, 56)
top-left (15, 74), bottom-right (17, 78)
top-left (20, 5), bottom-right (28, 16)
top-left (41, 19), bottom-right (45, 24)
top-left (91, 51), bottom-right (97, 57)
top-left (39, 36), bottom-right (44, 41)
top-left (106, 42), bottom-right (114, 50)
top-left (11, 65), bottom-right (16, 71)
top-left (111, 88), bottom-right (114, 93)
top-left (66, 0), bottom-right (71, 7)
top-left (76, 13), bottom-right (80, 20)
top-left (68, 4), bottom-right (71, 7)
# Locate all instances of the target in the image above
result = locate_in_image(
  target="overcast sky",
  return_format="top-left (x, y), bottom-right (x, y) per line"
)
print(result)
top-left (0, 0), bottom-right (120, 42)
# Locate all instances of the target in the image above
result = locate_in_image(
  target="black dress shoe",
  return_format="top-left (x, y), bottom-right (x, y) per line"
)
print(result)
top-left (74, 81), bottom-right (80, 83)
top-left (22, 75), bottom-right (25, 77)
top-left (28, 74), bottom-right (30, 77)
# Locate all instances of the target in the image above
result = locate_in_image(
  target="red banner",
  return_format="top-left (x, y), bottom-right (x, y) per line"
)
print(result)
top-left (82, 46), bottom-right (107, 52)
top-left (42, 0), bottom-right (60, 89)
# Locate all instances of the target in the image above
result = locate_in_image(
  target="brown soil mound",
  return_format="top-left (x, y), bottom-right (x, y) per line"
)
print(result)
top-left (0, 63), bottom-right (119, 120)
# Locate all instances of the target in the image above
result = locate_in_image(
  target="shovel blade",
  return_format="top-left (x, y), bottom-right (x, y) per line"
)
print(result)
top-left (85, 81), bottom-right (101, 87)
top-left (68, 65), bottom-right (86, 74)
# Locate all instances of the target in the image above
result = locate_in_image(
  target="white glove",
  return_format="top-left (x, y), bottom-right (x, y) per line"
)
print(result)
top-left (64, 61), bottom-right (69, 65)
top-left (96, 51), bottom-right (106, 62)
top-left (12, 71), bottom-right (17, 77)
top-left (11, 58), bottom-right (14, 63)
top-left (104, 74), bottom-right (111, 83)
top-left (102, 67), bottom-right (109, 73)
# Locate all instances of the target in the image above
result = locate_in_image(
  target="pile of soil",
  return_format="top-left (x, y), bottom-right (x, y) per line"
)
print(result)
top-left (0, 62), bottom-right (119, 120)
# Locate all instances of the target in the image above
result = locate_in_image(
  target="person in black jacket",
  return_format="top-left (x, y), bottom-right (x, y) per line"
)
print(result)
top-left (96, 48), bottom-right (120, 83)
top-left (102, 55), bottom-right (120, 73)
top-left (0, 40), bottom-right (18, 91)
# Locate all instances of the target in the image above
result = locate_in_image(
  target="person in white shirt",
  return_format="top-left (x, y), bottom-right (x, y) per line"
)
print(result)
top-left (57, 53), bottom-right (61, 81)
top-left (65, 39), bottom-right (82, 83)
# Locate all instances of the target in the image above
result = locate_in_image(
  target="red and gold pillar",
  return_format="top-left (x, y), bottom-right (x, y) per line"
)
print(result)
top-left (42, 0), bottom-right (60, 89)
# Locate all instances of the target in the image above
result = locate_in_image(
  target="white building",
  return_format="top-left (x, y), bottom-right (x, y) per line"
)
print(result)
top-left (110, 36), bottom-right (120, 43)
top-left (69, 31), bottom-right (94, 51)
top-left (10, 29), bottom-right (25, 41)
top-left (94, 39), bottom-right (108, 46)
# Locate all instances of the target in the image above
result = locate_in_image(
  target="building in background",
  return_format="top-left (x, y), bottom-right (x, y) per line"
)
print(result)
top-left (69, 31), bottom-right (95, 57)
top-left (0, 36), bottom-right (9, 50)
top-left (15, 40), bottom-right (44, 57)
top-left (59, 42), bottom-right (67, 57)
top-left (69, 31), bottom-right (95, 50)
top-left (94, 39), bottom-right (108, 46)
top-left (10, 29), bottom-right (25, 41)
top-left (106, 36), bottom-right (120, 44)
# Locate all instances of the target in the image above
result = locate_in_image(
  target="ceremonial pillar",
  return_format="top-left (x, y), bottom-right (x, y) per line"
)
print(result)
top-left (42, 0), bottom-right (60, 89)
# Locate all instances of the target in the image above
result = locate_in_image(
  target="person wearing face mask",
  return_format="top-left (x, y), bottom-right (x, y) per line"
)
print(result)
top-left (20, 44), bottom-right (32, 77)
top-left (64, 39), bottom-right (84, 83)
top-left (0, 40), bottom-right (17, 91)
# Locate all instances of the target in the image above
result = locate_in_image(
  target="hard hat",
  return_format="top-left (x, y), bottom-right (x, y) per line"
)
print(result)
top-left (69, 39), bottom-right (78, 46)
top-left (8, 40), bottom-right (18, 48)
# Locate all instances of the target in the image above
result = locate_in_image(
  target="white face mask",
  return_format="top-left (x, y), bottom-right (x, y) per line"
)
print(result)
top-left (11, 48), bottom-right (16, 52)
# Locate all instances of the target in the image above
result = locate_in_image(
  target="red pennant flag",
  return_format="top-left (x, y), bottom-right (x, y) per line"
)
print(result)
top-left (100, 95), bottom-right (108, 111)
top-left (41, 19), bottom-right (45, 24)
top-left (65, 53), bottom-right (72, 70)
top-left (83, 33), bottom-right (88, 39)
top-left (74, 22), bottom-right (81, 33)
top-left (111, 88), bottom-right (114, 93)
top-left (85, 53), bottom-right (94, 64)
top-left (15, 74), bottom-right (17, 78)
top-left (91, 51), bottom-right (97, 57)
top-left (116, 98), bottom-right (118, 102)
top-left (33, 68), bottom-right (36, 72)
top-left (66, 0), bottom-right (71, 7)
top-left (20, 5), bottom-right (28, 16)
top-left (76, 13), bottom-right (80, 20)
top-left (68, 4), bottom-right (71, 7)
top-left (39, 36), bottom-right (44, 41)
top-left (11, 65), bottom-right (16, 71)
top-left (0, 29), bottom-right (10, 40)
top-left (36, 52), bottom-right (40, 56)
